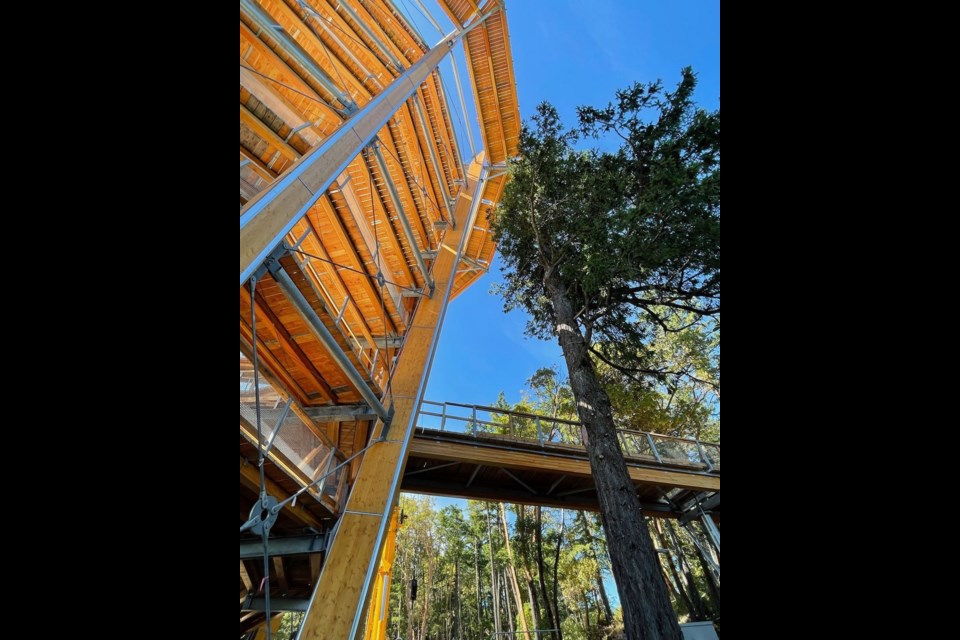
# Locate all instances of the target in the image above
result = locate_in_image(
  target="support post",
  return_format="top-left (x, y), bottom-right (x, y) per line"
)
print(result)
top-left (646, 432), bottom-right (664, 463)
top-left (701, 509), bottom-right (721, 554)
top-left (299, 162), bottom-right (489, 640)
top-left (269, 261), bottom-right (390, 424)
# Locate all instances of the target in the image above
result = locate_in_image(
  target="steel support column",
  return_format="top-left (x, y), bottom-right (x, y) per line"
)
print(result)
top-left (269, 262), bottom-right (390, 424)
top-left (298, 162), bottom-right (489, 640)
top-left (701, 510), bottom-right (721, 554)
top-left (239, 6), bottom-right (500, 286)
top-left (240, 534), bottom-right (327, 559)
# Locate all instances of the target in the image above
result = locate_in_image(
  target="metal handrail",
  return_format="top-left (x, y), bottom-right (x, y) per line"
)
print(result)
top-left (417, 400), bottom-right (720, 468)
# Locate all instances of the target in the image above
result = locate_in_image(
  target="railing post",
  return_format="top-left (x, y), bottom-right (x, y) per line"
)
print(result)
top-left (472, 406), bottom-right (477, 437)
top-left (700, 507), bottom-right (721, 554)
top-left (440, 402), bottom-right (447, 432)
top-left (263, 398), bottom-right (294, 455)
top-left (646, 432), bottom-right (663, 463)
top-left (335, 296), bottom-right (350, 327)
top-left (316, 449), bottom-right (335, 497)
top-left (695, 440), bottom-right (714, 472)
top-left (536, 416), bottom-right (543, 446)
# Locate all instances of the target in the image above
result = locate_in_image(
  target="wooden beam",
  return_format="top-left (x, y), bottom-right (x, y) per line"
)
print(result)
top-left (254, 287), bottom-right (338, 401)
top-left (391, 105), bottom-right (442, 231)
top-left (239, 456), bottom-right (326, 531)
top-left (313, 194), bottom-right (400, 336)
top-left (241, 146), bottom-right (279, 183)
top-left (240, 561), bottom-right (254, 592)
top-left (407, 438), bottom-right (721, 493)
top-left (240, 63), bottom-right (323, 146)
top-left (334, 171), bottom-right (410, 324)
top-left (240, 328), bottom-right (313, 407)
top-left (255, 0), bottom-right (372, 105)
top-left (240, 21), bottom-right (341, 134)
top-left (254, 615), bottom-right (283, 640)
top-left (273, 557), bottom-right (289, 593)
top-left (239, 20), bottom-right (489, 285)
top-left (358, 151), bottom-right (418, 289)
top-left (244, 286), bottom-right (338, 403)
top-left (293, 216), bottom-right (379, 351)
top-left (299, 164), bottom-right (484, 640)
top-left (240, 103), bottom-right (301, 162)
top-left (378, 124), bottom-right (430, 250)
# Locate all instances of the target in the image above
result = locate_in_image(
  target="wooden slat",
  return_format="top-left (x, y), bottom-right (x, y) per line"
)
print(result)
top-left (248, 286), bottom-right (338, 403)
top-left (312, 194), bottom-right (400, 335)
top-left (241, 146), bottom-right (279, 183)
top-left (240, 34), bottom-right (456, 285)
top-left (240, 21), bottom-right (341, 135)
top-left (240, 64), bottom-right (323, 146)
top-left (241, 103), bottom-right (301, 162)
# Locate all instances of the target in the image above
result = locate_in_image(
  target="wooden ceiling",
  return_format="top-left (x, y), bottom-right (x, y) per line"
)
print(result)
top-left (239, 0), bottom-right (520, 515)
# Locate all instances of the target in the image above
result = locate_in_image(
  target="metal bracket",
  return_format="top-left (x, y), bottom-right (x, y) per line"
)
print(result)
top-left (378, 403), bottom-right (397, 440)
top-left (253, 243), bottom-right (291, 283)
top-left (285, 121), bottom-right (314, 142)
top-left (240, 494), bottom-right (279, 536)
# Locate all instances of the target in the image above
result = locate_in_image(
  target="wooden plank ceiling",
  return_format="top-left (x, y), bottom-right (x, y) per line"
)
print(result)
top-left (239, 0), bottom-right (520, 464)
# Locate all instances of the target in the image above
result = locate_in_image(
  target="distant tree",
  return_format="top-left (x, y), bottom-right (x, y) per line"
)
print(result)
top-left (492, 68), bottom-right (719, 639)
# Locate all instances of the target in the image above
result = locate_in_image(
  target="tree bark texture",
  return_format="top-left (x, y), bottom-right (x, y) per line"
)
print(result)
top-left (545, 268), bottom-right (682, 640)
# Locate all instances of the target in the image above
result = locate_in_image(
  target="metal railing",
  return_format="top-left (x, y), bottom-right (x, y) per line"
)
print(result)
top-left (240, 352), bottom-right (350, 513)
top-left (416, 400), bottom-right (720, 472)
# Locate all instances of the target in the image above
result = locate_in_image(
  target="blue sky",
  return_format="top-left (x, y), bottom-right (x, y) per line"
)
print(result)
top-left (415, 0), bottom-right (721, 407)
top-left (396, 0), bottom-right (720, 610)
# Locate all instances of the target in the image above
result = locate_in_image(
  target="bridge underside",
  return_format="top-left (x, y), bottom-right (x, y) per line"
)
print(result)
top-left (403, 430), bottom-right (720, 516)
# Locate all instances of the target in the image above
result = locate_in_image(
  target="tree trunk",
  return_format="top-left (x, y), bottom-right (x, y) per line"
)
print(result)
top-left (503, 569), bottom-right (515, 634)
top-left (544, 269), bottom-right (682, 640)
top-left (500, 503), bottom-right (531, 636)
top-left (488, 509), bottom-right (501, 635)
top-left (419, 539), bottom-right (436, 640)
top-left (685, 525), bottom-right (720, 616)
top-left (456, 559), bottom-right (463, 640)
top-left (652, 519), bottom-right (694, 617)
top-left (514, 505), bottom-right (544, 635)
top-left (536, 506), bottom-right (560, 638)
top-left (579, 512), bottom-right (614, 626)
top-left (665, 520), bottom-right (706, 620)
top-left (525, 578), bottom-right (540, 634)
top-left (405, 563), bottom-right (415, 640)
top-left (475, 535), bottom-right (483, 631)
top-left (552, 510), bottom-right (564, 640)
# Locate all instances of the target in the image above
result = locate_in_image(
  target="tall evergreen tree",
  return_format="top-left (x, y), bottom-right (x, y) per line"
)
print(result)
top-left (491, 68), bottom-right (719, 639)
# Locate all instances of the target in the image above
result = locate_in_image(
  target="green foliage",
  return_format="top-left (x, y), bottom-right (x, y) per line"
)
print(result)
top-left (598, 313), bottom-right (719, 441)
top-left (276, 612), bottom-right (304, 639)
top-left (491, 68), bottom-right (720, 384)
